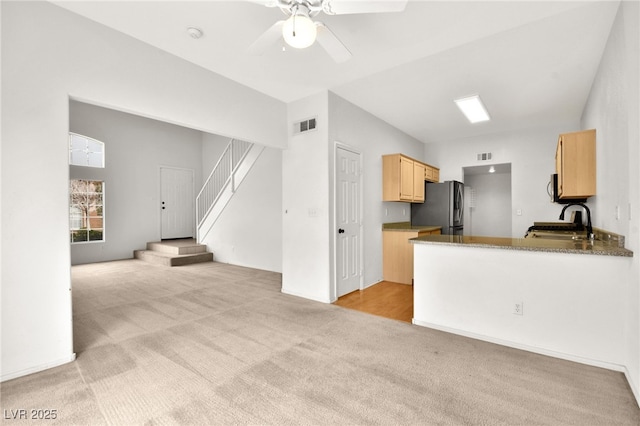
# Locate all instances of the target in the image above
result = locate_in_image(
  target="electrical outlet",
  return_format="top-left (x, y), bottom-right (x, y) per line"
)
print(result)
top-left (513, 302), bottom-right (523, 315)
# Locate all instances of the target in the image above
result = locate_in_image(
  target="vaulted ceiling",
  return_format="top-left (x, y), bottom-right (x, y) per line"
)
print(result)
top-left (52, 1), bottom-right (619, 143)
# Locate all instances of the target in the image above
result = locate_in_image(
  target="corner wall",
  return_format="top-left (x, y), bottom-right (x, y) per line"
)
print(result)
top-left (327, 92), bottom-right (426, 298)
top-left (201, 147), bottom-right (283, 273)
top-left (282, 92), bottom-right (331, 302)
top-left (580, 0), bottom-right (640, 403)
top-left (1, 1), bottom-right (285, 382)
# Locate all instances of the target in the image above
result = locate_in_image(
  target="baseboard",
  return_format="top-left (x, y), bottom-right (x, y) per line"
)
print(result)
top-left (281, 287), bottom-right (331, 304)
top-left (412, 319), bottom-right (627, 373)
top-left (622, 366), bottom-right (640, 407)
top-left (1, 353), bottom-right (76, 383)
top-left (362, 280), bottom-right (382, 290)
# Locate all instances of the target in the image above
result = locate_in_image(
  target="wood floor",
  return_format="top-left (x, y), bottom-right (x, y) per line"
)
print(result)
top-left (334, 281), bottom-right (413, 323)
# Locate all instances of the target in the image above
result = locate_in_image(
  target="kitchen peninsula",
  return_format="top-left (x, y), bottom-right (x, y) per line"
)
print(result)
top-left (410, 233), bottom-right (633, 372)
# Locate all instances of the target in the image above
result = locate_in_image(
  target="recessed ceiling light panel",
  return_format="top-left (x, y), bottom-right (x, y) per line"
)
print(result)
top-left (454, 95), bottom-right (490, 123)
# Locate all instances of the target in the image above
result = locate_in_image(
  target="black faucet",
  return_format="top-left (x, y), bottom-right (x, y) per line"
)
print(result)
top-left (559, 203), bottom-right (593, 240)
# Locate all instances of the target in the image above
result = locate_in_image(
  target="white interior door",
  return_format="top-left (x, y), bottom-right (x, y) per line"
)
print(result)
top-left (336, 146), bottom-right (362, 297)
top-left (160, 167), bottom-right (194, 239)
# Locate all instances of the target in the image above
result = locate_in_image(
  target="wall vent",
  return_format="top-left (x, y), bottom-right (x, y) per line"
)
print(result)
top-left (294, 117), bottom-right (317, 134)
top-left (477, 152), bottom-right (492, 161)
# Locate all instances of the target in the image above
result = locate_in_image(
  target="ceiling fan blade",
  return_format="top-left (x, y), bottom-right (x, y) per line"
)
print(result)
top-left (248, 21), bottom-right (285, 55)
top-left (322, 0), bottom-right (407, 15)
top-left (315, 22), bottom-right (352, 63)
top-left (246, 0), bottom-right (283, 7)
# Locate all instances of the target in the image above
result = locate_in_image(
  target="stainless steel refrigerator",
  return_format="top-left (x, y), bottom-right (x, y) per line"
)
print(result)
top-left (411, 180), bottom-right (464, 235)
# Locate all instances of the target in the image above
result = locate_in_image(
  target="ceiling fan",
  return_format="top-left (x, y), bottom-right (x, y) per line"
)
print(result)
top-left (249, 0), bottom-right (408, 63)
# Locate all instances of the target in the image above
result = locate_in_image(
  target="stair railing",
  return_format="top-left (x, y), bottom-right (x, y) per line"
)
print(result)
top-left (196, 139), bottom-right (252, 228)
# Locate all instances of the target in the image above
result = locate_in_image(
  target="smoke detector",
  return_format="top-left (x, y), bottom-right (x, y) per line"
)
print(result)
top-left (187, 27), bottom-right (203, 39)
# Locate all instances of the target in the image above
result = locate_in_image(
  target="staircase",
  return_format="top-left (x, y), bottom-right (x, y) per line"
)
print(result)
top-left (196, 139), bottom-right (264, 243)
top-left (134, 239), bottom-right (213, 267)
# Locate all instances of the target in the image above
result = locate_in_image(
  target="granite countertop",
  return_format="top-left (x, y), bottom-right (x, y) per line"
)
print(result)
top-left (382, 222), bottom-right (442, 233)
top-left (410, 234), bottom-right (633, 257)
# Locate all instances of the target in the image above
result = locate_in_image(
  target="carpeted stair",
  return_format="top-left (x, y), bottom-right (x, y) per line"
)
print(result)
top-left (133, 238), bottom-right (213, 267)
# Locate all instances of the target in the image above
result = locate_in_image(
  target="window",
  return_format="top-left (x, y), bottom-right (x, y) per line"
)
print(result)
top-left (70, 180), bottom-right (104, 243)
top-left (69, 132), bottom-right (104, 168)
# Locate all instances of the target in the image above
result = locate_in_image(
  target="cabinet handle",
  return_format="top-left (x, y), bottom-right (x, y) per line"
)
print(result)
top-left (338, 229), bottom-right (345, 234)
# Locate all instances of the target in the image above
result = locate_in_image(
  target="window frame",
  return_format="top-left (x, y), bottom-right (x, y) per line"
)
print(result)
top-left (69, 132), bottom-right (105, 168)
top-left (69, 179), bottom-right (105, 244)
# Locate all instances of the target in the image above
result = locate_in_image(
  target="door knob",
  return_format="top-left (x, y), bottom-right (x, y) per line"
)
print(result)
top-left (338, 228), bottom-right (345, 234)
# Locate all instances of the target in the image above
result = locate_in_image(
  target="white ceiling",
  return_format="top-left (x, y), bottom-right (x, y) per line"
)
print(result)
top-left (52, 0), bottom-right (620, 143)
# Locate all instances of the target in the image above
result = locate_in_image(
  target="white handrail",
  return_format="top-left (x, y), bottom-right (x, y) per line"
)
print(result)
top-left (196, 139), bottom-right (253, 229)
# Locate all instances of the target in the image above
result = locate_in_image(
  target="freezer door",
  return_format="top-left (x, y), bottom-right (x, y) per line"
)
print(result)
top-left (449, 226), bottom-right (464, 236)
top-left (452, 181), bottom-right (464, 227)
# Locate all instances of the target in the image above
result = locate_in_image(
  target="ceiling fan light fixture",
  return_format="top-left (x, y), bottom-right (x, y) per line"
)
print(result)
top-left (282, 7), bottom-right (317, 49)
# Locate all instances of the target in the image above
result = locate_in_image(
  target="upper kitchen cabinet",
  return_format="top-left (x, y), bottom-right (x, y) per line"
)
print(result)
top-left (555, 129), bottom-right (596, 199)
top-left (383, 154), bottom-right (428, 202)
top-left (424, 164), bottom-right (440, 183)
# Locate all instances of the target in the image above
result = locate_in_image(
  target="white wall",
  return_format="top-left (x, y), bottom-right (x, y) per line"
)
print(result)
top-left (1, 1), bottom-right (285, 382)
top-left (202, 147), bottom-right (283, 273)
top-left (327, 92), bottom-right (426, 298)
top-left (413, 243), bottom-right (630, 370)
top-left (464, 172), bottom-right (512, 237)
top-left (282, 92), bottom-right (331, 302)
top-left (580, 1), bottom-right (640, 402)
top-left (281, 91), bottom-right (427, 302)
top-left (424, 124), bottom-right (579, 238)
top-left (69, 101), bottom-right (204, 264)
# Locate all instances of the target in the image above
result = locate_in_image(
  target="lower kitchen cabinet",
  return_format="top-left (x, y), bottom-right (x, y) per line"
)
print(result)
top-left (382, 228), bottom-right (441, 285)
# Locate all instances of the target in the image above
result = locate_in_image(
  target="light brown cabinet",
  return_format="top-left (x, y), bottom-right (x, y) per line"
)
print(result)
top-left (413, 162), bottom-right (426, 202)
top-left (382, 228), bottom-right (442, 285)
top-left (424, 164), bottom-right (440, 183)
top-left (383, 154), bottom-right (437, 202)
top-left (555, 129), bottom-right (596, 199)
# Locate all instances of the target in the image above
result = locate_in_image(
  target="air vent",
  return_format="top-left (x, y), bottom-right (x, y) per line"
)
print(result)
top-left (294, 117), bottom-right (317, 134)
top-left (477, 152), bottom-right (492, 161)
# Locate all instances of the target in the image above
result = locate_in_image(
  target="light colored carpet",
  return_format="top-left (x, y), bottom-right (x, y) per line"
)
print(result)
top-left (1, 259), bottom-right (639, 425)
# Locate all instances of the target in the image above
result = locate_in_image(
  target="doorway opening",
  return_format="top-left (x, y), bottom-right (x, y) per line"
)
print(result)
top-left (463, 163), bottom-right (512, 237)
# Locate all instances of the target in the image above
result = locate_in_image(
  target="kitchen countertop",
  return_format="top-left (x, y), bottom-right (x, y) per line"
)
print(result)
top-left (410, 234), bottom-right (633, 257)
top-left (382, 222), bottom-right (442, 233)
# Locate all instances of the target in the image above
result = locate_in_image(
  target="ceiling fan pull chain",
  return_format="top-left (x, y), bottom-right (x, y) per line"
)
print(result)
top-left (291, 4), bottom-right (298, 37)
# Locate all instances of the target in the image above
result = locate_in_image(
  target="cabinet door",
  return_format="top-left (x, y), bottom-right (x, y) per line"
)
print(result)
top-left (413, 162), bottom-right (426, 202)
top-left (382, 231), bottom-right (417, 285)
top-left (424, 166), bottom-right (433, 181)
top-left (556, 129), bottom-right (596, 199)
top-left (400, 156), bottom-right (414, 201)
top-left (432, 168), bottom-right (440, 183)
